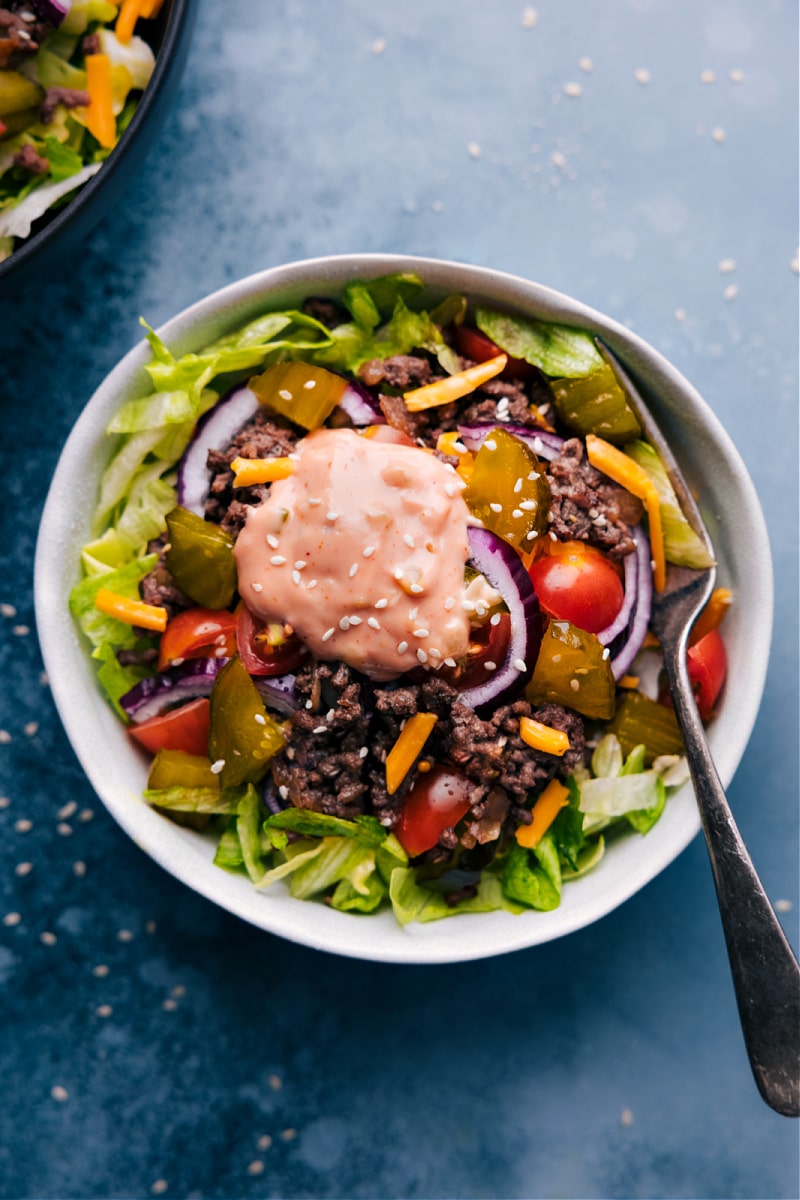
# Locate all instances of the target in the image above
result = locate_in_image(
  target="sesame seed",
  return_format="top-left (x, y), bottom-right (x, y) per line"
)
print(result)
top-left (718, 258), bottom-right (736, 273)
top-left (775, 899), bottom-right (793, 913)
top-left (14, 819), bottom-right (32, 833)
top-left (321, 627), bottom-right (335, 642)
top-left (564, 81), bottom-right (583, 97)
top-left (79, 809), bottom-right (94, 823)
top-left (251, 582), bottom-right (263, 593)
top-left (117, 929), bottom-right (134, 943)
top-left (601, 648), bottom-right (610, 660)
top-left (162, 999), bottom-right (178, 1012)
top-left (278, 389), bottom-right (293, 400)
top-left (521, 5), bottom-right (538, 28)
top-left (397, 641), bottom-right (409, 654)
top-left (374, 598), bottom-right (388, 609)
top-left (96, 1005), bottom-right (113, 1018)
top-left (363, 545), bottom-right (376, 558)
top-left (485, 439), bottom-right (497, 450)
top-left (0, 731), bottom-right (12, 744)
top-left (444, 657), bottom-right (457, 668)
top-left (413, 628), bottom-right (429, 638)
top-left (367, 617), bottom-right (381, 630)
top-left (257, 1134), bottom-right (273, 1151)
top-left (24, 721), bottom-right (38, 737)
top-left (484, 661), bottom-right (497, 672)
top-left (307, 579), bottom-right (318, 589)
top-left (339, 617), bottom-right (351, 630)
top-left (266, 534), bottom-right (280, 549)
top-left (3, 912), bottom-right (21, 927)
top-left (210, 760), bottom-right (225, 774)
top-left (489, 503), bottom-right (503, 513)
top-left (417, 649), bottom-right (428, 664)
top-left (279, 785), bottom-right (289, 800)
top-left (292, 570), bottom-right (301, 585)
top-left (527, 471), bottom-right (540, 481)
top-left (92, 964), bottom-right (109, 978)
top-left (711, 126), bottom-right (726, 143)
top-left (254, 714), bottom-right (266, 725)
top-left (326, 511), bottom-right (339, 522)
top-left (393, 567), bottom-right (404, 580)
top-left (303, 379), bottom-right (317, 389)
top-left (408, 607), bottom-right (418, 621)
top-left (0, 797), bottom-right (9, 809)
top-left (490, 613), bottom-right (502, 626)
top-left (15, 862), bottom-right (32, 877)
top-left (513, 477), bottom-right (523, 493)
top-left (0, 603), bottom-right (16, 618)
top-left (512, 509), bottom-right (523, 519)
top-left (348, 615), bottom-right (362, 626)
top-left (549, 531), bottom-right (557, 541)
top-left (58, 800), bottom-right (77, 820)
top-left (570, 679), bottom-right (580, 691)
top-left (444, 597), bottom-right (455, 610)
top-left (496, 397), bottom-right (510, 412)
top-left (51, 1086), bottom-right (69, 1103)
top-left (409, 583), bottom-right (424, 594)
top-left (40, 931), bottom-right (57, 946)
top-left (445, 483), bottom-right (456, 497)
top-left (359, 746), bottom-right (369, 759)
top-left (151, 1182), bottom-right (168, 1196)
top-left (247, 1161), bottom-right (265, 1177)
top-left (270, 555), bottom-right (286, 566)
top-left (513, 658), bottom-right (527, 672)
top-left (307, 497), bottom-right (322, 506)
top-left (349, 563), bottom-right (359, 577)
top-left (403, 534), bottom-right (416, 549)
top-left (312, 726), bottom-right (328, 735)
top-left (634, 67), bottom-right (651, 85)
top-left (475, 603), bottom-right (487, 617)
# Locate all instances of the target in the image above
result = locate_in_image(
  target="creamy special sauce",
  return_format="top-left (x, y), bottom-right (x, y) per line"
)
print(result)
top-left (234, 428), bottom-right (472, 679)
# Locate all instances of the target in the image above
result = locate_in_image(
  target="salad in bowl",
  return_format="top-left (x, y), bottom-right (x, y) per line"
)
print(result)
top-left (36, 256), bottom-right (771, 962)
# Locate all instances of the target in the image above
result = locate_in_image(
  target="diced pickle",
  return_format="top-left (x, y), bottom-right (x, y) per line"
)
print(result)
top-left (550, 362), bottom-right (642, 445)
top-left (526, 619), bottom-right (616, 720)
top-left (147, 748), bottom-right (220, 790)
top-left (606, 690), bottom-right (684, 764)
top-left (249, 361), bottom-right (348, 430)
top-left (165, 506), bottom-right (237, 609)
top-left (209, 656), bottom-right (286, 788)
top-left (0, 72), bottom-right (43, 116)
top-left (464, 427), bottom-right (550, 552)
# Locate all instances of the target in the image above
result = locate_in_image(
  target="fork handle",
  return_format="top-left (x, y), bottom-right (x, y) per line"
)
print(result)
top-left (661, 643), bottom-right (800, 1117)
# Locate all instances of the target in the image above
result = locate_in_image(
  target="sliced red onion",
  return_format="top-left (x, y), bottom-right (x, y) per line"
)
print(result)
top-left (30, 0), bottom-right (71, 26)
top-left (254, 674), bottom-right (300, 715)
top-left (461, 527), bottom-right (542, 712)
top-left (121, 657), bottom-right (229, 723)
top-left (607, 527), bottom-right (653, 681)
top-left (176, 385), bottom-right (261, 516)
top-left (597, 546), bottom-right (638, 648)
top-left (262, 775), bottom-right (287, 815)
top-left (458, 423), bottom-right (564, 462)
top-left (335, 381), bottom-right (385, 426)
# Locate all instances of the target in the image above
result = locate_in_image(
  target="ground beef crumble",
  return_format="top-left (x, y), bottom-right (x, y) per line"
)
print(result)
top-left (548, 437), bottom-right (643, 559)
top-left (203, 408), bottom-right (301, 536)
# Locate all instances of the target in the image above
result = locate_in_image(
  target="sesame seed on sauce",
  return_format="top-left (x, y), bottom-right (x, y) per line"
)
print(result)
top-left (413, 628), bottom-right (429, 638)
top-left (367, 617), bottom-right (381, 630)
top-left (294, 560), bottom-right (306, 570)
top-left (307, 497), bottom-right (322, 506)
top-left (444, 597), bottom-right (455, 610)
top-left (374, 598), bottom-right (388, 609)
top-left (403, 534), bottom-right (416, 549)
top-left (270, 555), bottom-right (286, 566)
top-left (339, 617), bottom-right (351, 630)
top-left (266, 534), bottom-right (280, 549)
top-left (326, 511), bottom-right (339, 522)
top-left (251, 582), bottom-right (263, 592)
top-left (321, 627), bottom-right (335, 641)
top-left (393, 567), bottom-right (404, 580)
top-left (363, 545), bottom-right (376, 558)
top-left (397, 641), bottom-right (409, 654)
top-left (349, 563), bottom-right (359, 577)
top-left (348, 615), bottom-right (363, 626)
top-left (409, 583), bottom-right (424, 595)
top-left (417, 649), bottom-right (428, 663)
top-left (444, 657), bottom-right (457, 667)
top-left (307, 579), bottom-right (318, 589)
top-left (292, 571), bottom-right (301, 585)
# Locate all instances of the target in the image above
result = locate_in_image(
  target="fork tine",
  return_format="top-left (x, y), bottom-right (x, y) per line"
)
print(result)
top-left (595, 339), bottom-right (715, 561)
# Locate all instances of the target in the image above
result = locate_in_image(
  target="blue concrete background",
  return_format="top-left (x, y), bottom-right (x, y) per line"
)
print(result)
top-left (0, 2), bottom-right (797, 1197)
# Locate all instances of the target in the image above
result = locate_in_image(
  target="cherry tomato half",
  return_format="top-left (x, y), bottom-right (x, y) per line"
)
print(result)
top-left (236, 603), bottom-right (309, 676)
top-left (395, 766), bottom-right (474, 858)
top-left (128, 697), bottom-right (211, 757)
top-left (687, 628), bottom-right (727, 720)
top-left (528, 542), bottom-right (624, 635)
top-left (454, 324), bottom-right (535, 381)
top-left (158, 608), bottom-right (238, 672)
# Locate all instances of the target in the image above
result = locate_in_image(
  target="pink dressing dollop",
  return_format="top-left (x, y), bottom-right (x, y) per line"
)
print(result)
top-left (234, 428), bottom-right (472, 679)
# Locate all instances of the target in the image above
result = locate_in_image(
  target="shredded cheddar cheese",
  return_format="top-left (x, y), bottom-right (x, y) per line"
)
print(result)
top-left (385, 712), bottom-right (438, 795)
top-left (516, 778), bottom-right (570, 849)
top-left (404, 354), bottom-right (507, 412)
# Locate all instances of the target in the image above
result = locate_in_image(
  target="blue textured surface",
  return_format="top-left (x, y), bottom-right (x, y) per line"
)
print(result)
top-left (0, 2), bottom-right (798, 1197)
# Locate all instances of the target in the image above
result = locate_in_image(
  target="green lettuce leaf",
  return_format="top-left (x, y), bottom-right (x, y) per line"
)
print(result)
top-left (263, 808), bottom-right (385, 846)
top-left (142, 785), bottom-right (239, 814)
top-left (501, 834), bottom-right (562, 911)
top-left (624, 439), bottom-right (715, 569)
top-left (389, 866), bottom-right (521, 925)
top-left (237, 784), bottom-right (266, 882)
top-left (213, 820), bottom-right (246, 873)
top-left (331, 871), bottom-right (387, 914)
top-left (475, 306), bottom-right (604, 378)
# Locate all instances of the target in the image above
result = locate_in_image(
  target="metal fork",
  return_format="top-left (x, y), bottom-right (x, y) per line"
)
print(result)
top-left (599, 342), bottom-right (800, 1118)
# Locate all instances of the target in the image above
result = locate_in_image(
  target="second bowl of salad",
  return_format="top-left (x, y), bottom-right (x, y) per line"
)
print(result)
top-left (35, 254), bottom-right (772, 964)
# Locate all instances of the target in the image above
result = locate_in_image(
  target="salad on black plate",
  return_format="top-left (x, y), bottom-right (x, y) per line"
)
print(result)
top-left (70, 272), bottom-right (731, 925)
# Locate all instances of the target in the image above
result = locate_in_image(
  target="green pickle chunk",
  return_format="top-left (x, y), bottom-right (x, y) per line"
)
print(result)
top-left (464, 427), bottom-right (551, 552)
top-left (606, 691), bottom-right (684, 764)
top-left (165, 506), bottom-right (237, 609)
top-left (527, 620), bottom-right (616, 720)
top-left (249, 361), bottom-right (348, 430)
top-left (209, 657), bottom-right (286, 788)
top-left (550, 362), bottom-right (642, 445)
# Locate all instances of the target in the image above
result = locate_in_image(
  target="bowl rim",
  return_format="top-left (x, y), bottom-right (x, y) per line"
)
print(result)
top-left (0, 0), bottom-right (194, 286)
top-left (34, 253), bottom-right (774, 964)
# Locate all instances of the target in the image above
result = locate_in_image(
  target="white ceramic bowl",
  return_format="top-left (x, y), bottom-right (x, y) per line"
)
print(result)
top-left (34, 254), bottom-right (773, 964)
